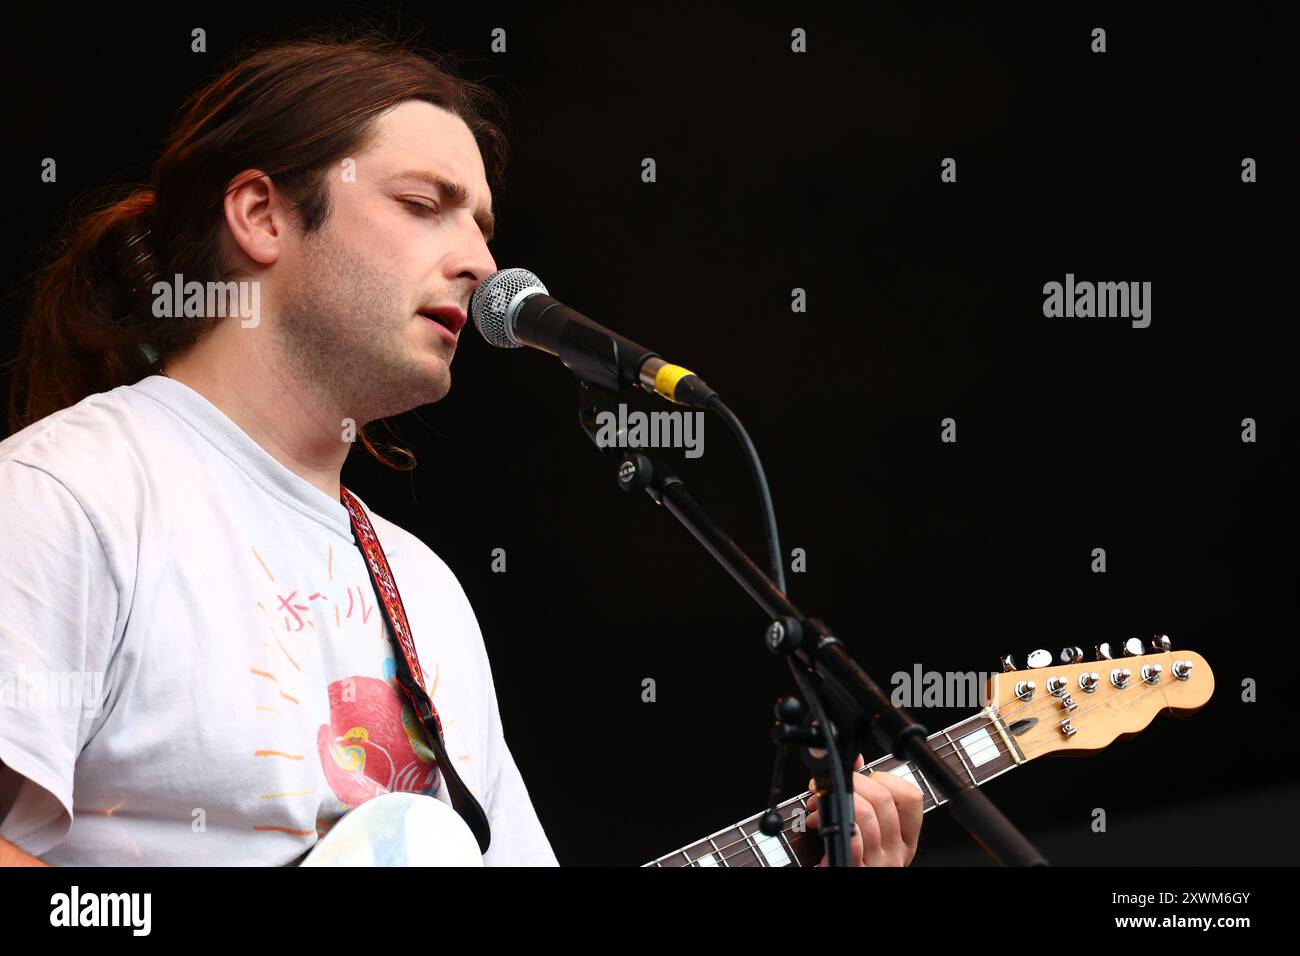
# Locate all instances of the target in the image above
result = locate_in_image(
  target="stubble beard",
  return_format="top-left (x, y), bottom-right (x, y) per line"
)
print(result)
top-left (274, 222), bottom-right (452, 426)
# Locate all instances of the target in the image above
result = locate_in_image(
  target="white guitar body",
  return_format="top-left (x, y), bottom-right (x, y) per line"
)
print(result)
top-left (301, 792), bottom-right (484, 867)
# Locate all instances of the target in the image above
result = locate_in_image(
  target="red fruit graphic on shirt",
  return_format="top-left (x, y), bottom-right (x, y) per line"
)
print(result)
top-left (317, 676), bottom-right (440, 808)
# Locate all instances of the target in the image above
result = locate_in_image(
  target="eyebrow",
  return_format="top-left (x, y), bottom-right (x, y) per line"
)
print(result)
top-left (384, 169), bottom-right (495, 242)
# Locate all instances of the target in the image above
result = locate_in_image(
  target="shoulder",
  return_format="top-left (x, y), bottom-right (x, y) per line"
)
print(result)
top-left (0, 384), bottom-right (163, 548)
top-left (359, 502), bottom-right (485, 644)
top-left (364, 507), bottom-right (459, 589)
top-left (0, 382), bottom-right (166, 496)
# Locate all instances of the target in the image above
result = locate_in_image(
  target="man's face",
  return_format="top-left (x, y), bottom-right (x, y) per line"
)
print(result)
top-left (274, 100), bottom-right (497, 421)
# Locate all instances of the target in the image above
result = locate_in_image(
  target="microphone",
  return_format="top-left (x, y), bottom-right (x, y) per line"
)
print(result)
top-left (469, 267), bottom-right (717, 408)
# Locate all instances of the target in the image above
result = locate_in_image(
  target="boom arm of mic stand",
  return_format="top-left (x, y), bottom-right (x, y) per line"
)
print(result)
top-left (574, 379), bottom-right (1047, 867)
top-left (577, 380), bottom-right (861, 867)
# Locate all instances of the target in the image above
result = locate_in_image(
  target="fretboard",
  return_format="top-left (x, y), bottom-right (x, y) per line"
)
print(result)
top-left (644, 709), bottom-right (1024, 867)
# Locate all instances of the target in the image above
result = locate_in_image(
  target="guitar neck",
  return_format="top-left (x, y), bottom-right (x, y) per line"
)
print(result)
top-left (644, 708), bottom-right (1024, 867)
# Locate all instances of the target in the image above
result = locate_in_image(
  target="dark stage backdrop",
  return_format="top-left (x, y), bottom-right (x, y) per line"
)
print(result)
top-left (2, 4), bottom-right (1295, 865)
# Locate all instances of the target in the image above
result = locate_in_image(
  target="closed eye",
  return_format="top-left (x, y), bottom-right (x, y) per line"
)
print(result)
top-left (401, 198), bottom-right (440, 216)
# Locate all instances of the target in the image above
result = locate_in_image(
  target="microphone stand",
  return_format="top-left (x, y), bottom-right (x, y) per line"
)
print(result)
top-left (575, 379), bottom-right (1047, 867)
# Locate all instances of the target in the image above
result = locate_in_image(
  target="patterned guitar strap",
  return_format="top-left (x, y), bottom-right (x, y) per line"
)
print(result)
top-left (340, 486), bottom-right (492, 854)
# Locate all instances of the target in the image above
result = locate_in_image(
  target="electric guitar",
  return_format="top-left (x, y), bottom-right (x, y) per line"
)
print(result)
top-left (301, 638), bottom-right (1214, 866)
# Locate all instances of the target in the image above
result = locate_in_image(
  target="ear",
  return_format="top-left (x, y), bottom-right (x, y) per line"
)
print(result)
top-left (223, 170), bottom-right (286, 268)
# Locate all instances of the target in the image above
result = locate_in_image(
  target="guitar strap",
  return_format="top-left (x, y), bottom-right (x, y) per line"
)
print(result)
top-left (339, 485), bottom-right (492, 855)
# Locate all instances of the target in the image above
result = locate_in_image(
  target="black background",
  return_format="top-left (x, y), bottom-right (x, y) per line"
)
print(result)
top-left (3, 3), bottom-right (1295, 865)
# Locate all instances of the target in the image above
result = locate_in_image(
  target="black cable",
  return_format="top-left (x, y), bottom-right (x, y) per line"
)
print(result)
top-left (707, 395), bottom-right (786, 594)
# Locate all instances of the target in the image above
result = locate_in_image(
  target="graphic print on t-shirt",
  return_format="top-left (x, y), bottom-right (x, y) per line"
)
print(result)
top-left (248, 541), bottom-right (448, 842)
top-left (316, 674), bottom-right (441, 807)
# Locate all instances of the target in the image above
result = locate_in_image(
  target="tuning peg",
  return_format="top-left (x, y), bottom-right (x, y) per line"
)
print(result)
top-left (1094, 643), bottom-right (1113, 660)
top-left (1121, 637), bottom-right (1144, 657)
top-left (1000, 654), bottom-right (1017, 672)
top-left (1150, 634), bottom-right (1172, 652)
top-left (1060, 646), bottom-right (1084, 664)
top-left (1026, 649), bottom-right (1052, 668)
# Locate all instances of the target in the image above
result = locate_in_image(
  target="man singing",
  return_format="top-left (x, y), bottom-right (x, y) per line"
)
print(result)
top-left (0, 34), bottom-right (922, 867)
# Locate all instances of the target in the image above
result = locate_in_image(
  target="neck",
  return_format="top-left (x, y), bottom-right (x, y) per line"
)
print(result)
top-left (161, 339), bottom-right (355, 503)
top-left (644, 708), bottom-right (1024, 867)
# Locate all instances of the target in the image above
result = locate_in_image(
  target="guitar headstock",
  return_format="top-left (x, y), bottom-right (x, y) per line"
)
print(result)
top-left (987, 636), bottom-right (1213, 763)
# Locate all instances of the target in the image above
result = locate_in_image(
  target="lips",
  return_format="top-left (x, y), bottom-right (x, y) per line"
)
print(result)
top-left (417, 305), bottom-right (468, 338)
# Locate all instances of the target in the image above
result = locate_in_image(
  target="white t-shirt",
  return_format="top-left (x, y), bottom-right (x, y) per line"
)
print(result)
top-left (0, 375), bottom-right (557, 866)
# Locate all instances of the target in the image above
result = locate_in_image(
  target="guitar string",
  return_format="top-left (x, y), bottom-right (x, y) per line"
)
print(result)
top-left (659, 686), bottom-right (1064, 866)
top-left (712, 676), bottom-right (1170, 868)
top-left (722, 656), bottom-right (1180, 860)
top-left (706, 679), bottom-right (1174, 868)
top-left (673, 677), bottom-right (1175, 868)
top-left (654, 666), bottom-right (1185, 867)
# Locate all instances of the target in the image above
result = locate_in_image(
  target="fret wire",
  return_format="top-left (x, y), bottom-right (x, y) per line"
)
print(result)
top-left (646, 711), bottom-right (1023, 865)
top-left (776, 825), bottom-right (802, 867)
top-left (692, 741), bottom-right (1004, 866)
top-left (767, 806), bottom-right (803, 868)
top-left (911, 763), bottom-right (940, 807)
top-left (708, 836), bottom-right (727, 868)
top-left (710, 739), bottom-right (1042, 867)
top-left (712, 712), bottom-right (1076, 868)
top-left (742, 830), bottom-right (767, 869)
top-left (943, 729), bottom-right (976, 785)
top-left (660, 686), bottom-right (1138, 868)
top-left (933, 738), bottom-right (970, 799)
top-left (943, 740), bottom-right (976, 798)
top-left (713, 681), bottom-right (1170, 866)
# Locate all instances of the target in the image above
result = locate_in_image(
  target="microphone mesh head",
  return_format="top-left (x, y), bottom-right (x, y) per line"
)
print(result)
top-left (469, 267), bottom-right (548, 348)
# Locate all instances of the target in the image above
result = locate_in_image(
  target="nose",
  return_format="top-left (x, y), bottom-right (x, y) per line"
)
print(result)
top-left (449, 223), bottom-right (498, 296)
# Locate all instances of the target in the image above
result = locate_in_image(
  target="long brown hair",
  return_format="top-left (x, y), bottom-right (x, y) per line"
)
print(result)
top-left (5, 30), bottom-right (509, 469)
